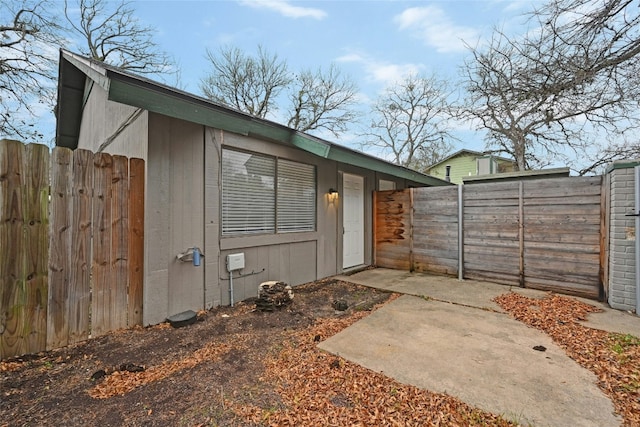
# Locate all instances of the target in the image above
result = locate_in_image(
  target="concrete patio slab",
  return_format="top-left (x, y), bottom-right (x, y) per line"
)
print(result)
top-left (336, 268), bottom-right (640, 337)
top-left (319, 295), bottom-right (620, 427)
top-left (319, 268), bottom-right (639, 426)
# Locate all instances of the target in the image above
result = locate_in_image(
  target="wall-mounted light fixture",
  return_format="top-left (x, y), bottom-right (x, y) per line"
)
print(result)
top-left (328, 188), bottom-right (339, 202)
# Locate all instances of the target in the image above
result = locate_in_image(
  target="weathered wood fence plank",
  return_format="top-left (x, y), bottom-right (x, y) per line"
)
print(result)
top-left (47, 148), bottom-right (73, 349)
top-left (91, 153), bottom-right (113, 337)
top-left (23, 144), bottom-right (49, 352)
top-left (128, 158), bottom-right (145, 324)
top-left (112, 155), bottom-right (129, 330)
top-left (0, 140), bottom-right (27, 359)
top-left (68, 149), bottom-right (93, 345)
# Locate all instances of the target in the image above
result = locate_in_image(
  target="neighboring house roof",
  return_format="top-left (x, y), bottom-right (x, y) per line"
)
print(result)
top-left (56, 50), bottom-right (449, 187)
top-left (427, 149), bottom-right (515, 170)
top-left (462, 167), bottom-right (571, 184)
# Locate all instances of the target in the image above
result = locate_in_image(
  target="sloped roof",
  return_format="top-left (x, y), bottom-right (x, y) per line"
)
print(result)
top-left (427, 149), bottom-right (516, 169)
top-left (56, 50), bottom-right (449, 187)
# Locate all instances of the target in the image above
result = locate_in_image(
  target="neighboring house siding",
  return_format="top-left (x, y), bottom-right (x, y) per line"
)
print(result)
top-left (429, 153), bottom-right (518, 184)
top-left (429, 155), bottom-right (476, 184)
top-left (608, 165), bottom-right (637, 311)
top-left (77, 80), bottom-right (148, 159)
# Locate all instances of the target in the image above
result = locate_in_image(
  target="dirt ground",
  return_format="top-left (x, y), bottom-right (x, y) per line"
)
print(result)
top-left (1, 277), bottom-right (517, 427)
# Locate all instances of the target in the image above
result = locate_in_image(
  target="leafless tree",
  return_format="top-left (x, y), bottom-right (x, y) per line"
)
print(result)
top-left (64, 0), bottom-right (174, 75)
top-left (362, 73), bottom-right (455, 171)
top-left (287, 65), bottom-right (358, 137)
top-left (0, 0), bottom-right (63, 141)
top-left (460, 0), bottom-right (640, 172)
top-left (200, 46), bottom-right (360, 138)
top-left (200, 45), bottom-right (291, 118)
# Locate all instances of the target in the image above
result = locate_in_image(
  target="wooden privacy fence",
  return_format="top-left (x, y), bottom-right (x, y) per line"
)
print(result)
top-left (0, 140), bottom-right (144, 360)
top-left (374, 176), bottom-right (604, 299)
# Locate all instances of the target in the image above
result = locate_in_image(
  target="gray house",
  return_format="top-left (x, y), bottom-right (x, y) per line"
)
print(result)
top-left (55, 50), bottom-right (448, 325)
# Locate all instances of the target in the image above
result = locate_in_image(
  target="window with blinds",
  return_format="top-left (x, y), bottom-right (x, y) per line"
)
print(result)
top-left (222, 149), bottom-right (316, 236)
top-left (277, 159), bottom-right (316, 232)
top-left (222, 150), bottom-right (275, 235)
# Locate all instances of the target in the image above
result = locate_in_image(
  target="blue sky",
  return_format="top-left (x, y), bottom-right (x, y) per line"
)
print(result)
top-left (55, 0), bottom-right (542, 156)
top-left (63, 0), bottom-right (539, 157)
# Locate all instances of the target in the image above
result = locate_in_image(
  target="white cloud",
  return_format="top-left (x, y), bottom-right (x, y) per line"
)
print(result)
top-left (337, 51), bottom-right (423, 87)
top-left (394, 6), bottom-right (480, 53)
top-left (238, 0), bottom-right (327, 20)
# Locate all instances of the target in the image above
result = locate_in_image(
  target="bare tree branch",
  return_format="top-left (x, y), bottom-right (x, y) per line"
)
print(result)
top-left (64, 0), bottom-right (175, 75)
top-left (286, 64), bottom-right (358, 138)
top-left (199, 45), bottom-right (291, 118)
top-left (0, 0), bottom-right (63, 142)
top-left (460, 0), bottom-right (640, 171)
top-left (361, 73), bottom-right (456, 170)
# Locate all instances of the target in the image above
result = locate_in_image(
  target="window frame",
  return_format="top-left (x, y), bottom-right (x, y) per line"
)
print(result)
top-left (221, 147), bottom-right (317, 237)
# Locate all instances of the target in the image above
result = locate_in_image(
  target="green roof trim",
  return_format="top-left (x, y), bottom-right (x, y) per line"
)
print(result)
top-left (605, 159), bottom-right (640, 173)
top-left (57, 50), bottom-right (448, 186)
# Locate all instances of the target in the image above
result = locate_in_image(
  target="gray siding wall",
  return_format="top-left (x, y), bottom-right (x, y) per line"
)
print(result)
top-left (608, 164), bottom-right (638, 312)
top-left (145, 114), bottom-right (205, 324)
top-left (76, 80), bottom-right (148, 159)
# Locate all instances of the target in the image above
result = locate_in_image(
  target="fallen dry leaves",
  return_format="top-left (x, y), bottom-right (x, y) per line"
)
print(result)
top-left (494, 292), bottom-right (640, 427)
top-left (88, 336), bottom-right (247, 399)
top-left (227, 295), bottom-right (518, 427)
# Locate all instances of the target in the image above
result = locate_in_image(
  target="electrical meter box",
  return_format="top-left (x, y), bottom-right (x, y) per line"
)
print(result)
top-left (227, 253), bottom-right (245, 272)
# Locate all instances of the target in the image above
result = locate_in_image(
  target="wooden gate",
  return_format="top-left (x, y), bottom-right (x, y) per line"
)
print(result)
top-left (0, 140), bottom-right (144, 359)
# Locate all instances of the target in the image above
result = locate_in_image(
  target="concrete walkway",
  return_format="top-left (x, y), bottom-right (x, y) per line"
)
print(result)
top-left (318, 268), bottom-right (639, 426)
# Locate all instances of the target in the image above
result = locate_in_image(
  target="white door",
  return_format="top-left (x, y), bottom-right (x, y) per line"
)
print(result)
top-left (343, 173), bottom-right (365, 268)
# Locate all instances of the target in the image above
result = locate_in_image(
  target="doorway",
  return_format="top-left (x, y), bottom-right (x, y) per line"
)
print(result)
top-left (342, 173), bottom-right (364, 268)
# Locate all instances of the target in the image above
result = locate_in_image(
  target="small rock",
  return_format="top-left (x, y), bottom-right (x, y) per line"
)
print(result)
top-left (333, 300), bottom-right (348, 311)
top-left (314, 334), bottom-right (321, 342)
top-left (330, 359), bottom-right (340, 369)
top-left (533, 345), bottom-right (547, 352)
top-left (90, 369), bottom-right (107, 381)
top-left (119, 363), bottom-right (145, 373)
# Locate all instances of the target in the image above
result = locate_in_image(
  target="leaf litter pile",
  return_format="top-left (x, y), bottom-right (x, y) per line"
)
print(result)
top-left (494, 292), bottom-right (640, 427)
top-left (2, 278), bottom-right (518, 426)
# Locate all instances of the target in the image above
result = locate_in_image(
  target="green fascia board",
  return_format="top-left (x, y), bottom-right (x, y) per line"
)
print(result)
top-left (328, 145), bottom-right (450, 186)
top-left (605, 159), bottom-right (640, 173)
top-left (105, 70), bottom-right (443, 185)
top-left (108, 79), bottom-right (286, 140)
top-left (289, 133), bottom-right (331, 158)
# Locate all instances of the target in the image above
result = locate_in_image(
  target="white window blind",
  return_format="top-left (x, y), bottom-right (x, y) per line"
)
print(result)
top-left (277, 159), bottom-right (316, 232)
top-left (222, 149), bottom-right (317, 236)
top-left (222, 150), bottom-right (275, 235)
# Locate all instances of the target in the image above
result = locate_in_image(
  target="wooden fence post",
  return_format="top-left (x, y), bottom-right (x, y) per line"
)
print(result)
top-left (409, 188), bottom-right (414, 272)
top-left (458, 184), bottom-right (464, 280)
